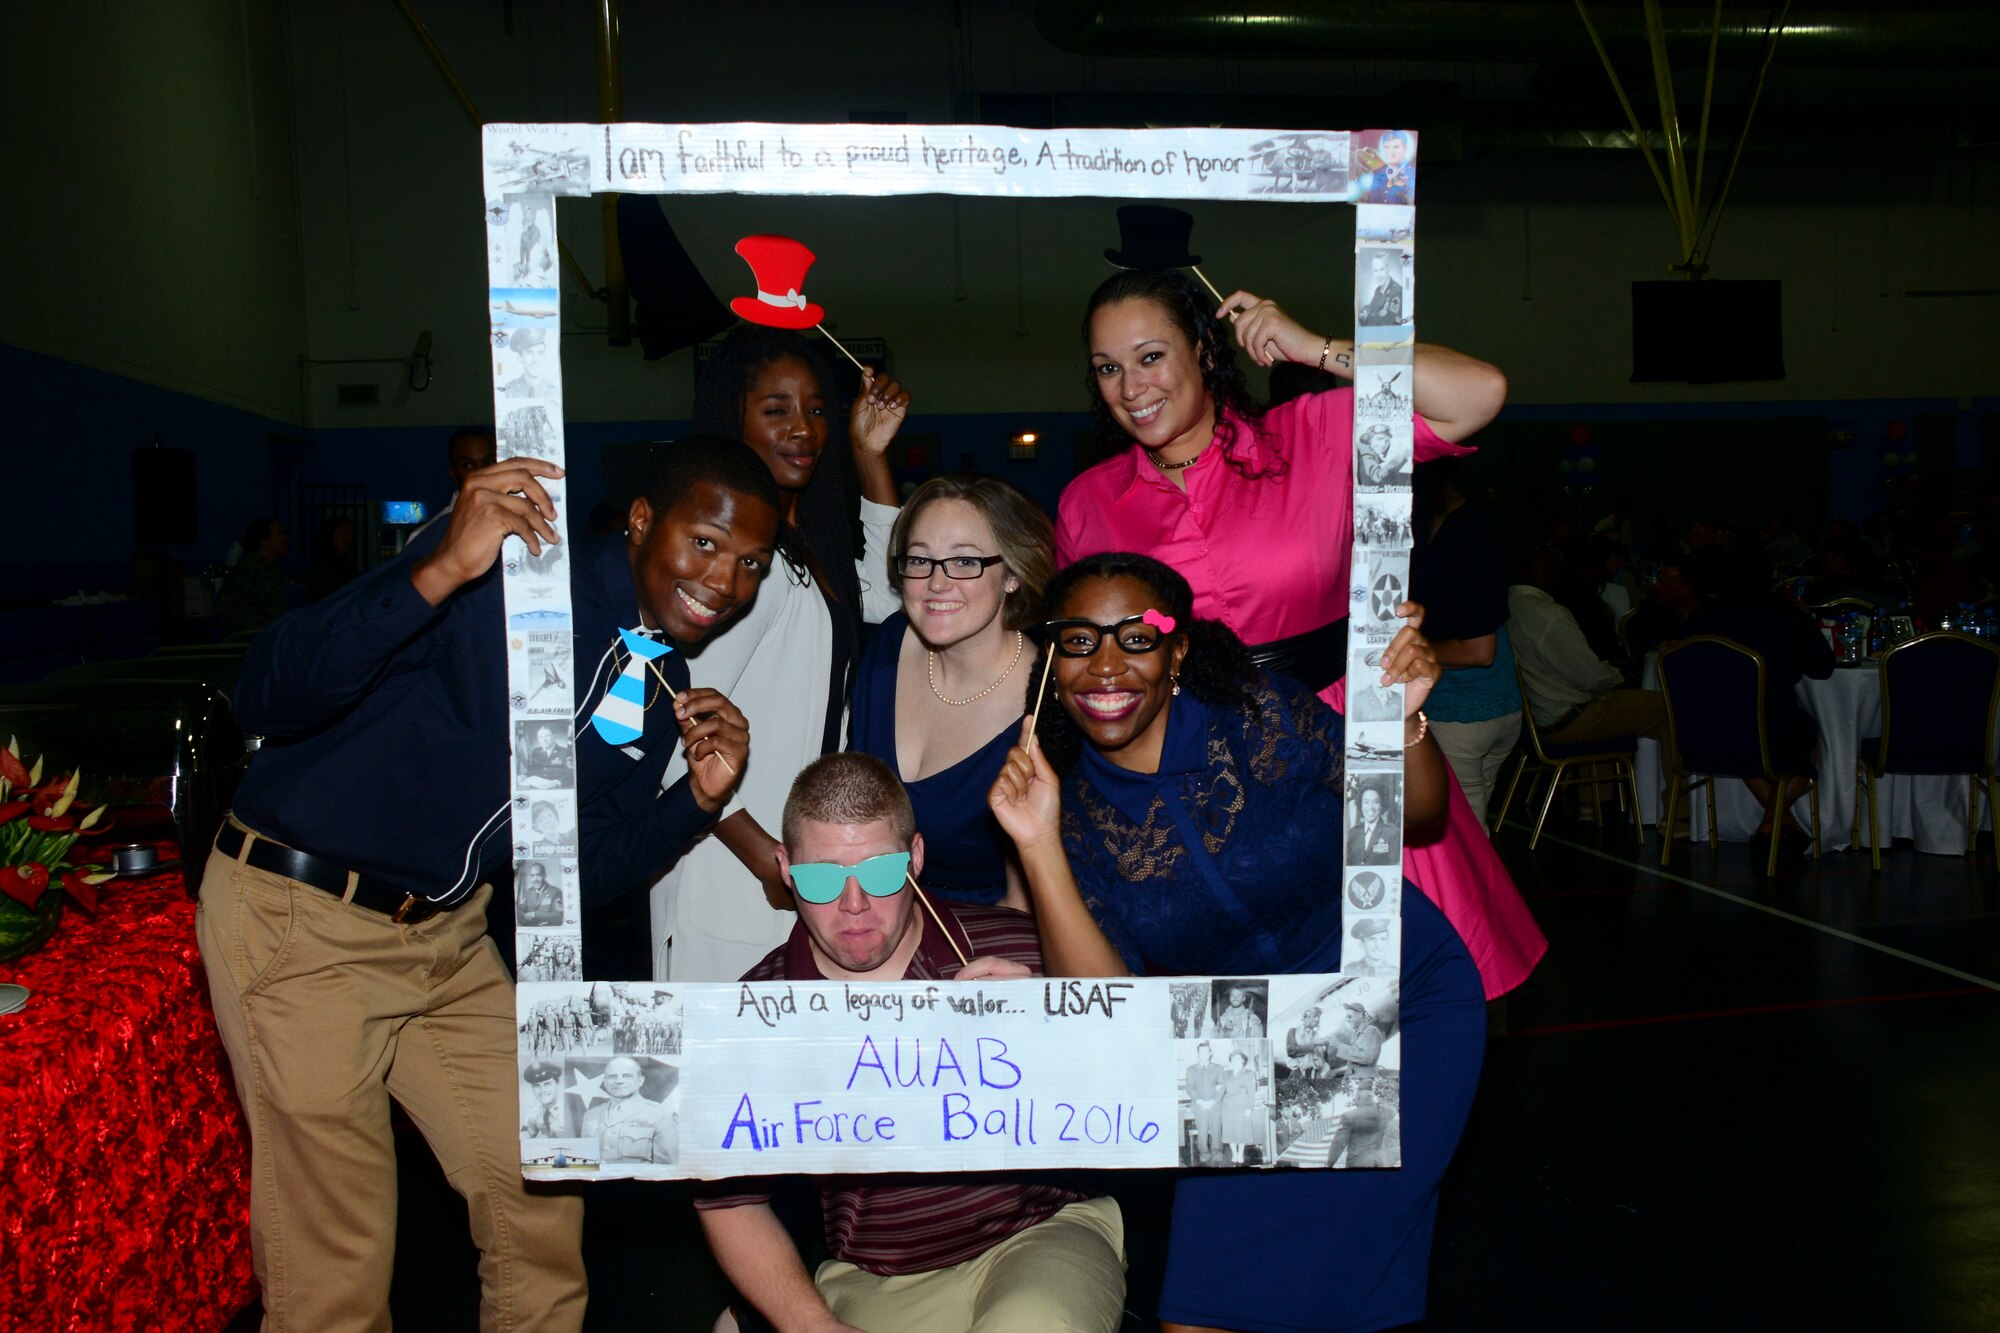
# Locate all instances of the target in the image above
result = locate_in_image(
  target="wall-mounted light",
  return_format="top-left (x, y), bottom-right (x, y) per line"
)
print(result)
top-left (1008, 431), bottom-right (1038, 462)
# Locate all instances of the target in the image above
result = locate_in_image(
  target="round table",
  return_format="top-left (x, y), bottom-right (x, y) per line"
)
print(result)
top-left (1633, 656), bottom-right (1995, 854)
top-left (0, 867), bottom-right (255, 1331)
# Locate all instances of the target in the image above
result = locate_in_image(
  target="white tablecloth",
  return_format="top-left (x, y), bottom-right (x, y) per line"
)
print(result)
top-left (1631, 657), bottom-right (1993, 855)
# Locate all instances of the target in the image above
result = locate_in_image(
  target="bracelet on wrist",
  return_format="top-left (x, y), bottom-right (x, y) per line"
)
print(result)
top-left (1317, 337), bottom-right (1333, 373)
top-left (1403, 711), bottom-right (1429, 748)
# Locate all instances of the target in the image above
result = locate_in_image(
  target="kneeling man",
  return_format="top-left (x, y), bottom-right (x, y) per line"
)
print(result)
top-left (695, 753), bottom-right (1125, 1333)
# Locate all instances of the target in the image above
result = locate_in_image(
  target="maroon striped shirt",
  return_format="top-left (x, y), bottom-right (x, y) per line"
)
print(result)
top-left (693, 890), bottom-right (1094, 1275)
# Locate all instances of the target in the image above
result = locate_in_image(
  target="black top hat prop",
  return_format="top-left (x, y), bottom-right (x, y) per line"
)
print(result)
top-left (1104, 205), bottom-right (1230, 313)
top-left (1104, 205), bottom-right (1202, 269)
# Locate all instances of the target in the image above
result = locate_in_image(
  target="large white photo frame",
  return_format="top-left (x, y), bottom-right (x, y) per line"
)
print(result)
top-left (482, 121), bottom-right (1421, 1181)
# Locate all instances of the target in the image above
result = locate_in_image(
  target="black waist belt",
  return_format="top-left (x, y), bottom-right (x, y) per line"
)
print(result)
top-left (215, 821), bottom-right (447, 924)
top-left (1248, 619), bottom-right (1348, 694)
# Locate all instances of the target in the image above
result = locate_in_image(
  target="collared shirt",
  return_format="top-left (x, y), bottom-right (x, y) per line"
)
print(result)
top-left (1506, 584), bottom-right (1624, 727)
top-left (692, 892), bottom-right (1092, 1277)
top-left (232, 528), bottom-right (711, 905)
top-left (1055, 391), bottom-right (1466, 700)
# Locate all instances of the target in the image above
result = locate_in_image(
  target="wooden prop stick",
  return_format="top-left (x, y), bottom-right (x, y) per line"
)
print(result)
top-left (647, 660), bottom-right (737, 775)
top-left (816, 323), bottom-right (869, 373)
top-left (1023, 644), bottom-right (1059, 750)
top-left (907, 871), bottom-right (971, 967)
top-left (1190, 264), bottom-right (1236, 322)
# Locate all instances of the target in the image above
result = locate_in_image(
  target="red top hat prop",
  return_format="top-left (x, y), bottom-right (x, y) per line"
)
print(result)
top-left (730, 235), bottom-right (827, 330)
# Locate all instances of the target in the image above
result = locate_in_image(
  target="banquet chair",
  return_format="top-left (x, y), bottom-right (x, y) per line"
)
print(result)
top-left (1616, 606), bottom-right (1642, 663)
top-left (1807, 596), bottom-right (1881, 617)
top-left (1855, 631), bottom-right (2000, 870)
top-left (1490, 660), bottom-right (1642, 850)
top-left (1657, 636), bottom-right (1821, 875)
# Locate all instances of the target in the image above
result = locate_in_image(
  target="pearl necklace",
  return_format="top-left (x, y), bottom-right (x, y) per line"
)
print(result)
top-left (928, 631), bottom-right (1024, 707)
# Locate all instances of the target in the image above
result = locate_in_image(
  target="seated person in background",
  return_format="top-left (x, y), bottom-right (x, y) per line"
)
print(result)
top-left (1508, 547), bottom-right (1667, 746)
top-left (218, 517), bottom-right (290, 634)
top-left (696, 753), bottom-right (1125, 1333)
top-left (1624, 550), bottom-right (1701, 661)
top-left (1802, 533), bottom-right (1893, 607)
top-left (1683, 557), bottom-right (1834, 850)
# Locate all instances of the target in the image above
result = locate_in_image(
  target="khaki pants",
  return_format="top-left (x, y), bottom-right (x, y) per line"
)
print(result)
top-left (1547, 689), bottom-right (1668, 746)
top-left (1431, 711), bottom-right (1523, 823)
top-left (815, 1197), bottom-right (1126, 1333)
top-left (196, 837), bottom-right (586, 1333)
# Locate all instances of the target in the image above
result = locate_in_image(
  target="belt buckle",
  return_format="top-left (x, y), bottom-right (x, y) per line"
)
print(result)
top-left (393, 893), bottom-right (430, 925)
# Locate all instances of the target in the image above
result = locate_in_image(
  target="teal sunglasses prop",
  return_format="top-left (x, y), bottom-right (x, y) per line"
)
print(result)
top-left (786, 852), bottom-right (914, 905)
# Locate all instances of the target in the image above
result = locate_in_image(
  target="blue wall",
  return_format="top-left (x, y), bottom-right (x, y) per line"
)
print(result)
top-left (7, 342), bottom-right (1989, 597)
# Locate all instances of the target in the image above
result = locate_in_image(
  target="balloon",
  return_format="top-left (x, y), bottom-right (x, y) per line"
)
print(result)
top-left (1557, 458), bottom-right (1574, 473)
top-left (1577, 457), bottom-right (1597, 473)
top-left (1570, 425), bottom-right (1591, 446)
top-left (1886, 419), bottom-right (1908, 442)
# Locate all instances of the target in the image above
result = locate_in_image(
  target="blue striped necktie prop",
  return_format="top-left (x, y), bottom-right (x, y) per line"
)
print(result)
top-left (589, 628), bottom-right (673, 746)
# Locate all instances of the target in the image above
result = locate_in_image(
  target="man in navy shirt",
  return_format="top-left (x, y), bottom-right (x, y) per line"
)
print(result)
top-left (200, 435), bottom-right (779, 1331)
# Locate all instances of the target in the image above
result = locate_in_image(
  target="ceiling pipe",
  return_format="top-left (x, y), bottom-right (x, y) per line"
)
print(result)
top-left (1035, 1), bottom-right (2000, 68)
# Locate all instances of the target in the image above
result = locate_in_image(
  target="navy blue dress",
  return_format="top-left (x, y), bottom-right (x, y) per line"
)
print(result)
top-left (849, 612), bottom-right (1018, 906)
top-left (1063, 676), bottom-right (1487, 1333)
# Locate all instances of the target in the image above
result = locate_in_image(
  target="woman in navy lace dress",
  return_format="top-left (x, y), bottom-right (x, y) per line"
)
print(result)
top-left (990, 552), bottom-right (1487, 1333)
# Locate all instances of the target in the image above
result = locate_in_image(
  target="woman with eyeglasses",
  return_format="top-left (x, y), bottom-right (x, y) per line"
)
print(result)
top-left (988, 553), bottom-right (1486, 1333)
top-left (648, 325), bottom-right (911, 982)
top-left (847, 476), bottom-right (1054, 912)
top-left (1056, 267), bottom-right (1546, 1006)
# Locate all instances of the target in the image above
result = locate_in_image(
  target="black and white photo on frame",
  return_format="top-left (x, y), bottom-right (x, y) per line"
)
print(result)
top-left (566, 1054), bottom-right (681, 1166)
top-left (494, 326), bottom-right (561, 401)
top-left (1342, 912), bottom-right (1401, 980)
top-left (1175, 1038), bottom-right (1273, 1167)
top-left (520, 990), bottom-right (605, 1058)
top-left (517, 930), bottom-right (583, 982)
top-left (1354, 422), bottom-right (1414, 490)
top-left (498, 403), bottom-right (561, 462)
top-left (1354, 496), bottom-right (1412, 549)
top-left (1346, 649), bottom-right (1405, 724)
top-left (488, 193), bottom-right (558, 286)
top-left (1355, 244), bottom-right (1414, 327)
top-left (1353, 551), bottom-right (1411, 629)
top-left (1344, 771), bottom-right (1403, 866)
top-left (514, 719), bottom-right (575, 788)
top-left (1354, 364), bottom-right (1413, 423)
top-left (514, 856), bottom-right (569, 927)
top-left (1207, 978), bottom-right (1271, 1039)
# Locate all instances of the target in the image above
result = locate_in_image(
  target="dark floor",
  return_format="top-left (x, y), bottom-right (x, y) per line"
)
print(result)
top-left (228, 810), bottom-right (2000, 1332)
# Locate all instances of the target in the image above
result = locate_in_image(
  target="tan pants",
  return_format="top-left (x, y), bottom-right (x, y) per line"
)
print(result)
top-left (1547, 689), bottom-right (1668, 746)
top-left (815, 1197), bottom-right (1126, 1333)
top-left (1432, 711), bottom-right (1524, 822)
top-left (196, 838), bottom-right (586, 1333)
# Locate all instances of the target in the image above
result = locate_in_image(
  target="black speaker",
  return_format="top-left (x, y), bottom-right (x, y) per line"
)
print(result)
top-left (616, 195), bottom-right (734, 360)
top-left (132, 447), bottom-right (198, 546)
top-left (1632, 280), bottom-right (1784, 383)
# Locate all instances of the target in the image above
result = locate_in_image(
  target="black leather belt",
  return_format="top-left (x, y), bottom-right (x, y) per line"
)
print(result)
top-left (1248, 619), bottom-right (1348, 694)
top-left (215, 822), bottom-right (447, 924)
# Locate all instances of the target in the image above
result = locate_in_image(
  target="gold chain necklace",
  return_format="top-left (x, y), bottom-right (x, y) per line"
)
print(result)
top-left (1150, 444), bottom-right (1206, 471)
top-left (927, 631), bottom-right (1024, 707)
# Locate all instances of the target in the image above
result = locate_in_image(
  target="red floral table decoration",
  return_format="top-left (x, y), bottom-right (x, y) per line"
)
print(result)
top-left (0, 821), bottom-right (256, 1329)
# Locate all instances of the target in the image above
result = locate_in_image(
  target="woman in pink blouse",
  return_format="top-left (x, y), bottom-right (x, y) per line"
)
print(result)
top-left (1055, 268), bottom-right (1546, 998)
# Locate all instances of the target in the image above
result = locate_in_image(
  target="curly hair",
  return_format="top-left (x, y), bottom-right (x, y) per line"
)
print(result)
top-left (692, 324), bottom-right (863, 616)
top-left (1029, 551), bottom-right (1259, 773)
top-left (1081, 269), bottom-right (1282, 483)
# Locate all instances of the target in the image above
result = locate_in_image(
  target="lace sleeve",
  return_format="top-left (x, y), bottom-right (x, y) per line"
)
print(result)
top-left (1060, 799), bottom-right (1151, 975)
top-left (1242, 674), bottom-right (1346, 797)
